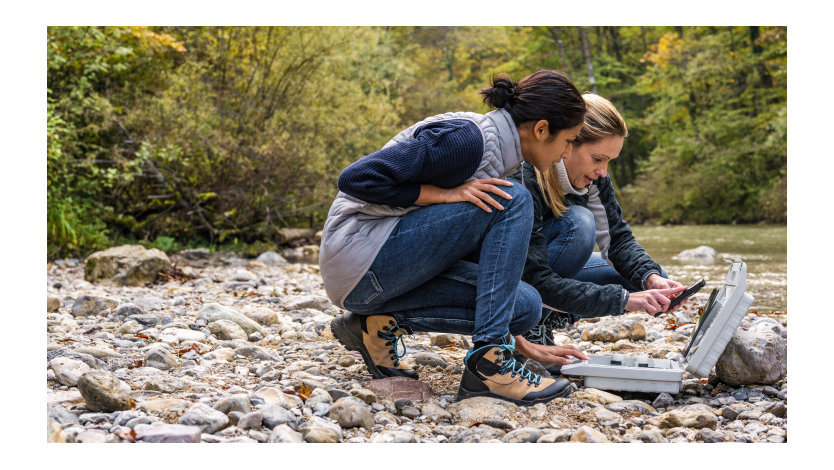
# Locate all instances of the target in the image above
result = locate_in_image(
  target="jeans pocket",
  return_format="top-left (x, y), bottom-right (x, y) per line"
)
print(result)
top-left (343, 270), bottom-right (383, 310)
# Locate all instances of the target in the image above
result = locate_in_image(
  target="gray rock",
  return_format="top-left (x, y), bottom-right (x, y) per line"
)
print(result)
top-left (71, 295), bottom-right (118, 317)
top-left (370, 430), bottom-right (419, 443)
top-left (503, 427), bottom-right (542, 443)
top-left (207, 319), bottom-right (249, 341)
top-left (268, 423), bottom-right (304, 443)
top-left (144, 348), bottom-right (178, 370)
top-left (49, 357), bottom-right (92, 386)
top-left (655, 404), bottom-right (718, 429)
top-left (450, 425), bottom-right (506, 443)
top-left (256, 251), bottom-right (287, 266)
top-left (537, 429), bottom-right (574, 443)
top-left (237, 411), bottom-right (263, 430)
top-left (699, 428), bottom-right (725, 443)
top-left (197, 303), bottom-right (267, 337)
top-left (135, 423), bottom-right (202, 443)
top-left (420, 403), bottom-right (452, 423)
top-left (282, 245), bottom-right (320, 265)
top-left (298, 416), bottom-right (342, 443)
top-left (448, 397), bottom-right (517, 424)
top-left (720, 406), bottom-right (739, 420)
top-left (243, 307), bottom-right (280, 326)
top-left (639, 429), bottom-right (667, 443)
top-left (74, 429), bottom-right (110, 443)
top-left (675, 246), bottom-right (717, 264)
top-left (653, 393), bottom-right (675, 408)
top-left (213, 394), bottom-right (252, 415)
top-left (261, 404), bottom-right (298, 429)
top-left (401, 406), bottom-right (421, 419)
top-left (47, 404), bottom-right (79, 427)
top-left (413, 352), bottom-right (448, 369)
top-left (177, 403), bottom-right (229, 434)
top-left (582, 320), bottom-right (646, 342)
top-left (605, 400), bottom-right (657, 415)
top-left (329, 397), bottom-right (374, 429)
top-left (77, 371), bottom-right (133, 412)
top-left (716, 329), bottom-right (787, 386)
top-left (84, 244), bottom-right (171, 286)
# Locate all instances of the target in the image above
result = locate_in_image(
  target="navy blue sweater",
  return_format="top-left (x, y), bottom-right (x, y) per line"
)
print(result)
top-left (338, 120), bottom-right (484, 207)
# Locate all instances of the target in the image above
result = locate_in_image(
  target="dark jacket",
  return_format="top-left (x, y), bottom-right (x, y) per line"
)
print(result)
top-left (509, 161), bottom-right (662, 317)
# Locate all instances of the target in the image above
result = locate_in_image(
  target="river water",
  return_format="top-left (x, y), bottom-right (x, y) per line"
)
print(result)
top-left (630, 224), bottom-right (787, 314)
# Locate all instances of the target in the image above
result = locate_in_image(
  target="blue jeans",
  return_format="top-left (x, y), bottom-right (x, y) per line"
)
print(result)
top-left (542, 205), bottom-right (667, 293)
top-left (342, 182), bottom-right (541, 343)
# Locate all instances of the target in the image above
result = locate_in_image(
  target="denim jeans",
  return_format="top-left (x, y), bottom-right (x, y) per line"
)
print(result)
top-left (342, 182), bottom-right (541, 343)
top-left (542, 205), bottom-right (668, 293)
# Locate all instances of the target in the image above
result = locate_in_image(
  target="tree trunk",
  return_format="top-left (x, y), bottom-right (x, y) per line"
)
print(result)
top-left (749, 26), bottom-right (773, 88)
top-left (578, 26), bottom-right (597, 93)
top-left (547, 27), bottom-right (573, 79)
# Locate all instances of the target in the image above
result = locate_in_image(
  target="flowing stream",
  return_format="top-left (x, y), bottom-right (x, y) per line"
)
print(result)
top-left (630, 224), bottom-right (787, 314)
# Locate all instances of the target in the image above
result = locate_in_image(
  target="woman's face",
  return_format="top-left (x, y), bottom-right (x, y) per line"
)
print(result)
top-left (563, 135), bottom-right (624, 188)
top-left (522, 121), bottom-right (583, 172)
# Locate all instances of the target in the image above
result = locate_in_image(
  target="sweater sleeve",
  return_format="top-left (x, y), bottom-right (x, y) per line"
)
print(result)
top-left (594, 176), bottom-right (663, 290)
top-left (337, 120), bottom-right (483, 207)
top-left (509, 164), bottom-right (628, 318)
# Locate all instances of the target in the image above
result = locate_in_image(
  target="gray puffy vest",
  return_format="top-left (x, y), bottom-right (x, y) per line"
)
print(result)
top-left (319, 108), bottom-right (524, 308)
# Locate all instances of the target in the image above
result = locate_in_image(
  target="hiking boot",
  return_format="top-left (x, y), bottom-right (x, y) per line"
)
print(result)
top-left (522, 308), bottom-right (575, 376)
top-left (331, 311), bottom-right (418, 380)
top-left (457, 334), bottom-right (572, 405)
top-left (523, 307), bottom-right (574, 346)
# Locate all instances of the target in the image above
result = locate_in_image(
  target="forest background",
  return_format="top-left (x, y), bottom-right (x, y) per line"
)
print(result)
top-left (46, 26), bottom-right (787, 259)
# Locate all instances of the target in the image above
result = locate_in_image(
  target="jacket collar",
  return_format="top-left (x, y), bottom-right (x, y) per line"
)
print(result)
top-left (556, 160), bottom-right (589, 196)
top-left (486, 109), bottom-right (524, 175)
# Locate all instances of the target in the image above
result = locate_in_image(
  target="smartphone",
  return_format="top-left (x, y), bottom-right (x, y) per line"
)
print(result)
top-left (657, 278), bottom-right (706, 315)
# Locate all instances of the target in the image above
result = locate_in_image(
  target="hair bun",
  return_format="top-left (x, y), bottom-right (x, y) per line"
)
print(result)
top-left (481, 74), bottom-right (518, 109)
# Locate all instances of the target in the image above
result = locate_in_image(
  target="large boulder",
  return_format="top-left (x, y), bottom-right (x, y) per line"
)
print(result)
top-left (282, 245), bottom-right (320, 264)
top-left (674, 246), bottom-right (718, 264)
top-left (715, 328), bottom-right (787, 386)
top-left (84, 245), bottom-right (171, 286)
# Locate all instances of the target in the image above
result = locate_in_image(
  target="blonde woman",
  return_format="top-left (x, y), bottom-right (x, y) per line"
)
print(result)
top-left (509, 94), bottom-right (685, 364)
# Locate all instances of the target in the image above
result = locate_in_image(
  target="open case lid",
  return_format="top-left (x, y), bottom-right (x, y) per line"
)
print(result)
top-left (681, 259), bottom-right (755, 377)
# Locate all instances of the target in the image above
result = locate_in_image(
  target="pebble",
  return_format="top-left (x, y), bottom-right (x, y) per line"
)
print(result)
top-left (45, 248), bottom-right (787, 444)
top-left (177, 403), bottom-right (230, 434)
top-left (76, 371), bottom-right (133, 412)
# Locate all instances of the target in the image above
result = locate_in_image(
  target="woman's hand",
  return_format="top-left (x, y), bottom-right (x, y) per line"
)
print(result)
top-left (514, 335), bottom-right (589, 366)
top-left (419, 178), bottom-right (514, 212)
top-left (645, 273), bottom-right (684, 290)
top-left (626, 286), bottom-right (687, 315)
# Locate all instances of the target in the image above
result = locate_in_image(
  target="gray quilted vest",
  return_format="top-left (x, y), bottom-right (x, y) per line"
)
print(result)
top-left (319, 108), bottom-right (524, 308)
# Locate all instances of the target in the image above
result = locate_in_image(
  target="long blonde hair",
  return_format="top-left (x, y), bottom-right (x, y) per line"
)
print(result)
top-left (535, 93), bottom-right (629, 217)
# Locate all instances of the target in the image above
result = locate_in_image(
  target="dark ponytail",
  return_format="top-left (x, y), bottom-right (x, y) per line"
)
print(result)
top-left (480, 70), bottom-right (586, 136)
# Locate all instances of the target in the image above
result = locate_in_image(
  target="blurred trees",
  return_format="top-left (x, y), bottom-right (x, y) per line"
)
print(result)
top-left (47, 26), bottom-right (787, 258)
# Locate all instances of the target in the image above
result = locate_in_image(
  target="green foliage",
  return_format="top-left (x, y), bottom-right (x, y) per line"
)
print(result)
top-left (46, 26), bottom-right (787, 259)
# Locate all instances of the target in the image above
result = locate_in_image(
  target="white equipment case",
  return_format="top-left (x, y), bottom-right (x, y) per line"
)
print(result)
top-left (559, 259), bottom-right (754, 394)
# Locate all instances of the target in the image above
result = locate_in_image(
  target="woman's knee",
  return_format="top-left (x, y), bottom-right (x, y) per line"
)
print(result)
top-left (510, 282), bottom-right (543, 335)
top-left (565, 206), bottom-right (596, 250)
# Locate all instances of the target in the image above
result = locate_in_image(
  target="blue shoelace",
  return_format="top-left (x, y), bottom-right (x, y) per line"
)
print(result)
top-left (377, 320), bottom-right (411, 366)
top-left (466, 337), bottom-right (542, 386)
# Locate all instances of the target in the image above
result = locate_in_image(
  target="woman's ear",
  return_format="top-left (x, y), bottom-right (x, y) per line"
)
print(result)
top-left (534, 120), bottom-right (549, 140)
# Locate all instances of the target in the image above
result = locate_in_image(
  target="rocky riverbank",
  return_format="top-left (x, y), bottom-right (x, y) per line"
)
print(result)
top-left (46, 248), bottom-right (787, 444)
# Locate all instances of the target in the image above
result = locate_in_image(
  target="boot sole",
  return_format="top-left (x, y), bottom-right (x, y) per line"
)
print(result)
top-left (456, 369), bottom-right (573, 406)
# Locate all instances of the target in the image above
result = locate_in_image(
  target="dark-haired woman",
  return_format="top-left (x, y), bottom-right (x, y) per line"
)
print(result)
top-left (320, 71), bottom-right (589, 405)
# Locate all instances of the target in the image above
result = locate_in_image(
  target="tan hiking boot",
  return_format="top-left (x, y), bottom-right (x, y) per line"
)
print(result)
top-left (458, 335), bottom-right (571, 405)
top-left (331, 311), bottom-right (418, 379)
